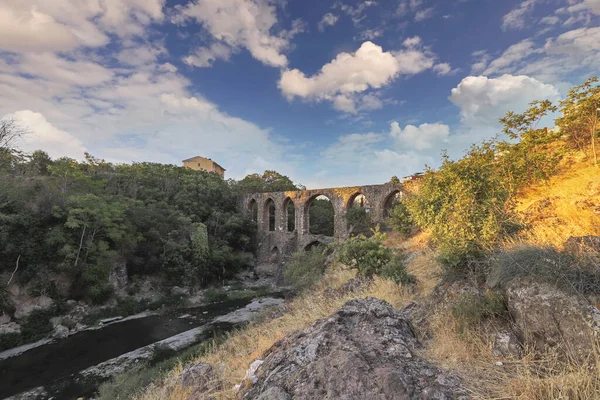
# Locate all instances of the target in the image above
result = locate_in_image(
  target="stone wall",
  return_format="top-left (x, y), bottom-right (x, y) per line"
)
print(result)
top-left (240, 182), bottom-right (403, 264)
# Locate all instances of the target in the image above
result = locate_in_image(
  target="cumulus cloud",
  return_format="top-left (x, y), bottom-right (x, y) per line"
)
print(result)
top-left (449, 74), bottom-right (560, 127)
top-left (0, 0), bottom-right (164, 53)
top-left (176, 0), bottom-right (300, 68)
top-left (0, 0), bottom-right (301, 180)
top-left (4, 110), bottom-right (87, 159)
top-left (390, 121), bottom-right (450, 150)
top-left (318, 13), bottom-right (339, 31)
top-left (279, 40), bottom-right (436, 113)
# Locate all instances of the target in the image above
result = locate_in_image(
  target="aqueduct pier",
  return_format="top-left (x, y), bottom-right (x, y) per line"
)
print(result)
top-left (240, 182), bottom-right (403, 264)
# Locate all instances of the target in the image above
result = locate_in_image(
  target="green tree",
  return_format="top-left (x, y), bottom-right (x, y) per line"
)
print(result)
top-left (334, 230), bottom-right (414, 285)
top-left (309, 199), bottom-right (334, 236)
top-left (234, 170), bottom-right (302, 193)
top-left (557, 76), bottom-right (600, 165)
top-left (387, 202), bottom-right (412, 236)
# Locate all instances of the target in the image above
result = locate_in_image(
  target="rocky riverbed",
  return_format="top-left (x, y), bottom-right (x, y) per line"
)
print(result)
top-left (0, 296), bottom-right (284, 399)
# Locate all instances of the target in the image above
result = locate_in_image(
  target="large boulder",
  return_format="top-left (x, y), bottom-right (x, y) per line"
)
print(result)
top-left (239, 297), bottom-right (468, 400)
top-left (506, 277), bottom-right (600, 361)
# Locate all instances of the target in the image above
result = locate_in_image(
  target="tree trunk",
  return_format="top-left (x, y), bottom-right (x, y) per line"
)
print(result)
top-left (74, 225), bottom-right (86, 268)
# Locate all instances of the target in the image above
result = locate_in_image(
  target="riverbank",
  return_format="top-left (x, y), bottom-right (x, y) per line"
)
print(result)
top-left (0, 279), bottom-right (284, 399)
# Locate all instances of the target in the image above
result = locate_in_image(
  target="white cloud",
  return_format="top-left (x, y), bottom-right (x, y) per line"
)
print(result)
top-left (415, 7), bottom-right (435, 22)
top-left (0, 0), bottom-right (300, 180)
top-left (540, 15), bottom-right (560, 24)
top-left (4, 110), bottom-right (87, 159)
top-left (390, 121), bottom-right (450, 150)
top-left (278, 40), bottom-right (436, 113)
top-left (478, 27), bottom-right (600, 83)
top-left (337, 1), bottom-right (377, 27)
top-left (433, 62), bottom-right (455, 76)
top-left (183, 43), bottom-right (233, 67)
top-left (482, 39), bottom-right (539, 76)
top-left (176, 0), bottom-right (297, 68)
top-left (449, 74), bottom-right (560, 127)
top-left (502, 0), bottom-right (542, 30)
top-left (318, 13), bottom-right (338, 31)
top-left (0, 0), bottom-right (165, 53)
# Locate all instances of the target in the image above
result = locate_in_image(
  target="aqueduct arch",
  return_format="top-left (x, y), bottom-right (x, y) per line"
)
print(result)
top-left (240, 182), bottom-right (403, 264)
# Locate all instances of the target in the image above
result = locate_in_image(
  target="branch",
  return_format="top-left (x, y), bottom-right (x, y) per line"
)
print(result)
top-left (7, 255), bottom-right (20, 286)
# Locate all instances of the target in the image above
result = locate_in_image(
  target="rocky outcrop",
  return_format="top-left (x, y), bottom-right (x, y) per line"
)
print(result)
top-left (506, 277), bottom-right (600, 361)
top-left (176, 362), bottom-right (221, 399)
top-left (239, 298), bottom-right (468, 400)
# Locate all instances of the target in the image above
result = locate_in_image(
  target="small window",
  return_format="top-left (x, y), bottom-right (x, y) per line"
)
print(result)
top-left (198, 162), bottom-right (201, 167)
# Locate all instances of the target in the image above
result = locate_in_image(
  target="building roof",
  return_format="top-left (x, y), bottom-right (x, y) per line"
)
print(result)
top-left (182, 156), bottom-right (226, 171)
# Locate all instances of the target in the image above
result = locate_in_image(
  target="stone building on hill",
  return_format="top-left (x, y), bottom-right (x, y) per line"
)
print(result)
top-left (182, 156), bottom-right (226, 178)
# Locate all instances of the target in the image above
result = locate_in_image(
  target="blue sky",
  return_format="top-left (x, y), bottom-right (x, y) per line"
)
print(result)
top-left (1, 0), bottom-right (599, 188)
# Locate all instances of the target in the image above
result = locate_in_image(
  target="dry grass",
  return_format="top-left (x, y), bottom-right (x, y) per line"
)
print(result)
top-left (516, 157), bottom-right (600, 249)
top-left (136, 266), bottom-right (413, 400)
top-left (424, 305), bottom-right (600, 400)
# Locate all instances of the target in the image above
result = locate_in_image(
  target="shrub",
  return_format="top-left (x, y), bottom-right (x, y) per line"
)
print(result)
top-left (451, 291), bottom-right (508, 330)
top-left (284, 246), bottom-right (328, 291)
top-left (20, 309), bottom-right (54, 341)
top-left (387, 202), bottom-right (412, 236)
top-left (333, 230), bottom-right (415, 285)
top-left (345, 207), bottom-right (372, 237)
top-left (488, 245), bottom-right (600, 295)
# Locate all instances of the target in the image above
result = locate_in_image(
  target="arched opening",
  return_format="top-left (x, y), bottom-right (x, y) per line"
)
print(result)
top-left (284, 197), bottom-right (295, 232)
top-left (304, 241), bottom-right (325, 251)
top-left (347, 193), bottom-right (371, 211)
top-left (307, 195), bottom-right (334, 236)
top-left (247, 199), bottom-right (258, 223)
top-left (383, 191), bottom-right (403, 217)
top-left (263, 198), bottom-right (276, 231)
top-left (346, 192), bottom-right (372, 236)
top-left (270, 246), bottom-right (280, 263)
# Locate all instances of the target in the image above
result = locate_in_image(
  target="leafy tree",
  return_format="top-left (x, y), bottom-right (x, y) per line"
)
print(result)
top-left (557, 76), bottom-right (600, 165)
top-left (404, 146), bottom-right (517, 269)
top-left (346, 206), bottom-right (372, 236)
top-left (233, 170), bottom-right (303, 193)
top-left (309, 199), bottom-right (334, 236)
top-left (334, 230), bottom-right (414, 285)
top-left (387, 202), bottom-right (412, 236)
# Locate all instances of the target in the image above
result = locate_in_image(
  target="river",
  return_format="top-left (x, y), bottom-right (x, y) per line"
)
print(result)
top-left (0, 297), bottom-right (255, 399)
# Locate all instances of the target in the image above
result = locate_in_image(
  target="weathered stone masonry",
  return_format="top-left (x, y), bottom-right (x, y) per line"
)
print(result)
top-left (239, 182), bottom-right (403, 264)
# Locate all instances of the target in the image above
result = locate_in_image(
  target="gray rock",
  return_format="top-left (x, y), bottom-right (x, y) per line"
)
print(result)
top-left (177, 362), bottom-right (221, 399)
top-left (239, 297), bottom-right (468, 400)
top-left (0, 313), bottom-right (11, 325)
top-left (13, 295), bottom-right (53, 319)
top-left (506, 277), bottom-right (600, 361)
top-left (171, 286), bottom-right (190, 297)
top-left (0, 322), bottom-right (21, 335)
top-left (109, 261), bottom-right (128, 290)
top-left (491, 329), bottom-right (522, 358)
top-left (52, 325), bottom-right (70, 339)
top-left (214, 298), bottom-right (284, 325)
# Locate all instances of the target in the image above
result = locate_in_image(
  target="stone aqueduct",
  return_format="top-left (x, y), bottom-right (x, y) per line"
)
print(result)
top-left (240, 182), bottom-right (403, 264)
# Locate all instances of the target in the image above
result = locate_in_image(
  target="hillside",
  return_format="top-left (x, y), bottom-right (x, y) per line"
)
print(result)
top-left (126, 154), bottom-right (600, 400)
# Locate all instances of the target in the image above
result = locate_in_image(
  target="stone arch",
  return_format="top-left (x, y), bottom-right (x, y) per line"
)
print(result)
top-left (263, 198), bottom-right (276, 231)
top-left (347, 192), bottom-right (371, 210)
top-left (383, 190), bottom-right (403, 217)
top-left (283, 197), bottom-right (295, 232)
top-left (247, 198), bottom-right (258, 223)
top-left (270, 246), bottom-right (280, 263)
top-left (304, 194), bottom-right (335, 237)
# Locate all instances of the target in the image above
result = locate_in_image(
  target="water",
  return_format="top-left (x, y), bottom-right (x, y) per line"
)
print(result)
top-left (0, 298), bottom-right (252, 399)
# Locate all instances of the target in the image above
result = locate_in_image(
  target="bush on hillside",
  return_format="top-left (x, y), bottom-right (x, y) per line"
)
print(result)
top-left (345, 206), bottom-right (373, 237)
top-left (451, 291), bottom-right (508, 331)
top-left (333, 230), bottom-right (415, 285)
top-left (284, 246), bottom-right (328, 291)
top-left (387, 202), bottom-right (413, 236)
top-left (487, 245), bottom-right (600, 295)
